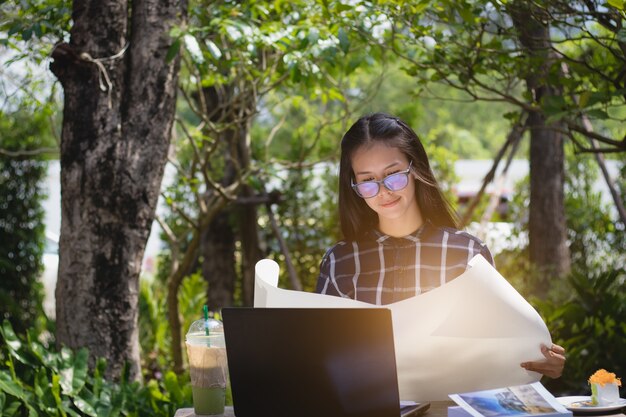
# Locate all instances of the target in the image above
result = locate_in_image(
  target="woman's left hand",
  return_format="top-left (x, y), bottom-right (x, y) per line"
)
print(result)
top-left (520, 344), bottom-right (566, 378)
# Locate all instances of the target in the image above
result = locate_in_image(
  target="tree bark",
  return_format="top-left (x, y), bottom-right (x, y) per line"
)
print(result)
top-left (239, 185), bottom-right (264, 307)
top-left (202, 211), bottom-right (236, 310)
top-left (510, 2), bottom-right (571, 291)
top-left (50, 0), bottom-right (187, 381)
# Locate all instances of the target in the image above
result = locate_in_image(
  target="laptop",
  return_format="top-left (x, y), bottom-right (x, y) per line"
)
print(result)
top-left (222, 307), bottom-right (429, 417)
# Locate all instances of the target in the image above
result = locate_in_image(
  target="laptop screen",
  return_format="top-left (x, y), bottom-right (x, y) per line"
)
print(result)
top-left (222, 307), bottom-right (402, 417)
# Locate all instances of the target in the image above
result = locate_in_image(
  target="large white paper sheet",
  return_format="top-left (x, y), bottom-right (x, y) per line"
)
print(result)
top-left (254, 255), bottom-right (552, 401)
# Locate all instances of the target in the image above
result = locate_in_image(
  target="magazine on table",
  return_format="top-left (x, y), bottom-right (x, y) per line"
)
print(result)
top-left (448, 382), bottom-right (572, 417)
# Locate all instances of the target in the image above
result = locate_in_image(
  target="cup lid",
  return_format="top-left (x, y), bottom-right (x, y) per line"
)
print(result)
top-left (186, 318), bottom-right (223, 337)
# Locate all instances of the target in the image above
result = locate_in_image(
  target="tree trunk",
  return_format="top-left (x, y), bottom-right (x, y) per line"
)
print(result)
top-left (198, 84), bottom-right (261, 308)
top-left (239, 184), bottom-right (264, 306)
top-left (202, 211), bottom-right (236, 310)
top-left (50, 0), bottom-right (187, 381)
top-left (510, 3), bottom-right (571, 291)
top-left (527, 111), bottom-right (570, 282)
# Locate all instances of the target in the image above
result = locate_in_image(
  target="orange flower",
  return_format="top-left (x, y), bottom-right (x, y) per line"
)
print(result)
top-left (589, 369), bottom-right (622, 387)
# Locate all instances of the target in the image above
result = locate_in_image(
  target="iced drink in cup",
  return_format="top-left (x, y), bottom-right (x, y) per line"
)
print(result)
top-left (186, 317), bottom-right (228, 416)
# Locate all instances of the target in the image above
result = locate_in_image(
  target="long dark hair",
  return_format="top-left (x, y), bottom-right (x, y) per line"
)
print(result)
top-left (338, 112), bottom-right (458, 240)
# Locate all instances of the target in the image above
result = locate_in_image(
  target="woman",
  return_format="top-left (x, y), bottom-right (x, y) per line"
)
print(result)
top-left (315, 112), bottom-right (565, 378)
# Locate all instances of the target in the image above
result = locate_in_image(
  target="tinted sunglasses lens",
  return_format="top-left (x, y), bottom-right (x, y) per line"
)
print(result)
top-left (355, 182), bottom-right (379, 198)
top-left (384, 173), bottom-right (409, 191)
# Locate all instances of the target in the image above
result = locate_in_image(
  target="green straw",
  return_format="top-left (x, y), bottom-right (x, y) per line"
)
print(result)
top-left (203, 305), bottom-right (210, 336)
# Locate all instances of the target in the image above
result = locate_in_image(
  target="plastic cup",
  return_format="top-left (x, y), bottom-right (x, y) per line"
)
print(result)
top-left (186, 318), bottom-right (228, 416)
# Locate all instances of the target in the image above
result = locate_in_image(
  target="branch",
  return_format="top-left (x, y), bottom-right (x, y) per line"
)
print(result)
top-left (459, 114), bottom-right (528, 228)
top-left (565, 120), bottom-right (626, 149)
top-left (264, 197), bottom-right (302, 291)
top-left (585, 126), bottom-right (626, 224)
top-left (0, 147), bottom-right (59, 157)
top-left (264, 114), bottom-right (286, 151)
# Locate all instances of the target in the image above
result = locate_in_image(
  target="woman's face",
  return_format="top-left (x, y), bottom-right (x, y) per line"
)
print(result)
top-left (350, 142), bottom-right (422, 234)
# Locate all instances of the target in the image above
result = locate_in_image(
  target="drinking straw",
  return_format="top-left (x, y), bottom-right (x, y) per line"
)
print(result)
top-left (203, 305), bottom-right (210, 336)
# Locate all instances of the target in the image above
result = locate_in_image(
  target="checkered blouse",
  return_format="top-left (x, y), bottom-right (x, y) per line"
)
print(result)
top-left (315, 221), bottom-right (494, 305)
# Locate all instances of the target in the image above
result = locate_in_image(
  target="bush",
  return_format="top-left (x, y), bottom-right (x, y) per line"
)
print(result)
top-left (0, 157), bottom-right (46, 335)
top-left (0, 101), bottom-right (56, 335)
top-left (0, 320), bottom-right (191, 417)
top-left (537, 268), bottom-right (626, 396)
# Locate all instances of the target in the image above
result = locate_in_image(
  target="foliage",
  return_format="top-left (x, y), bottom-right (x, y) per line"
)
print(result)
top-left (379, 0), bottom-right (625, 151)
top-left (3, 0), bottom-right (626, 405)
top-left (138, 273), bottom-right (234, 406)
top-left (564, 152), bottom-right (625, 272)
top-left (537, 268), bottom-right (626, 396)
top-left (139, 272), bottom-right (208, 380)
top-left (0, 93), bottom-right (58, 334)
top-left (0, 319), bottom-right (191, 417)
top-left (497, 146), bottom-right (625, 286)
top-left (1, 0), bottom-right (65, 337)
top-left (556, 150), bottom-right (626, 392)
top-left (0, 156), bottom-right (46, 336)
top-left (261, 163), bottom-right (339, 291)
top-left (496, 148), bottom-right (625, 395)
top-left (1, 0), bottom-right (71, 63)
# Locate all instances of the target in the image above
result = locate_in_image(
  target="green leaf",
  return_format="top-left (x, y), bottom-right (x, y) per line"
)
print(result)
top-left (616, 28), bottom-right (626, 43)
top-left (58, 347), bottom-right (75, 394)
top-left (338, 27), bottom-right (350, 54)
top-left (205, 39), bottom-right (222, 60)
top-left (0, 372), bottom-right (26, 400)
top-left (51, 374), bottom-right (68, 417)
top-left (458, 5), bottom-right (474, 24)
top-left (166, 38), bottom-right (181, 63)
top-left (1, 320), bottom-right (22, 353)
top-left (3, 398), bottom-right (22, 416)
top-left (335, 3), bottom-right (352, 13)
top-left (540, 95), bottom-right (567, 115)
top-left (607, 0), bottom-right (625, 10)
top-left (28, 405), bottom-right (38, 417)
top-left (327, 87), bottom-right (345, 102)
top-left (163, 371), bottom-right (183, 404)
top-left (70, 348), bottom-right (89, 394)
top-left (146, 379), bottom-right (166, 401)
top-left (308, 27), bottom-right (319, 45)
top-left (183, 35), bottom-right (204, 65)
top-left (578, 91), bottom-right (591, 109)
top-left (584, 109), bottom-right (609, 119)
top-left (412, 2), bottom-right (429, 14)
top-left (93, 357), bottom-right (107, 398)
top-left (33, 23), bottom-right (42, 38)
top-left (72, 395), bottom-right (98, 417)
top-left (430, 72), bottom-right (443, 81)
top-left (62, 400), bottom-right (82, 417)
top-left (169, 26), bottom-right (183, 38)
top-left (108, 384), bottom-right (125, 416)
top-left (22, 28), bottom-right (33, 41)
top-left (33, 368), bottom-right (47, 401)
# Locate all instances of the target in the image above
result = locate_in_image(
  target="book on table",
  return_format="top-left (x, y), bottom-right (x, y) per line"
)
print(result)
top-left (448, 382), bottom-right (572, 417)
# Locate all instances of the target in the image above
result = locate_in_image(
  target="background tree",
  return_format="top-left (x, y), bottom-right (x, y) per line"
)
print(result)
top-left (2, 0), bottom-right (624, 400)
top-left (0, 35), bottom-right (61, 334)
top-left (508, 1), bottom-right (570, 286)
top-left (357, 0), bottom-right (626, 293)
top-left (0, 107), bottom-right (49, 335)
top-left (48, 0), bottom-right (187, 380)
top-left (159, 0), bottom-right (381, 371)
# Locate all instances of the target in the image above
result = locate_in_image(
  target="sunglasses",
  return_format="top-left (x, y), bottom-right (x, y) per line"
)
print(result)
top-left (351, 161), bottom-right (413, 199)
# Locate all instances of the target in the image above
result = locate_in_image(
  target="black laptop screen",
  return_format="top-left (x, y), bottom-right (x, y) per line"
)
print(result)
top-left (222, 308), bottom-right (400, 417)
